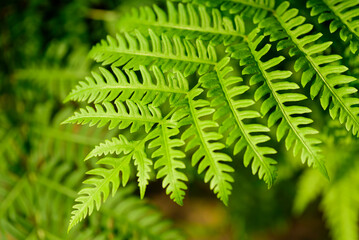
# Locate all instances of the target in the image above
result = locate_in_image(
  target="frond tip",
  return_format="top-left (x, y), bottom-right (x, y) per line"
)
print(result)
top-left (68, 156), bottom-right (131, 231)
top-left (173, 88), bottom-right (234, 204)
top-left (149, 122), bottom-right (188, 205)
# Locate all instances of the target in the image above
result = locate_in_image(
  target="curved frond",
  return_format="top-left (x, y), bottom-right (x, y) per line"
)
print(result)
top-left (228, 28), bottom-right (328, 178)
top-left (200, 57), bottom-right (277, 187)
top-left (62, 100), bottom-right (162, 132)
top-left (261, 1), bottom-right (359, 137)
top-left (65, 65), bottom-right (188, 107)
top-left (308, 0), bottom-right (359, 54)
top-left (89, 29), bottom-right (217, 76)
top-left (85, 135), bottom-right (135, 160)
top-left (173, 88), bottom-right (234, 204)
top-left (119, 1), bottom-right (245, 45)
top-left (68, 155), bottom-right (132, 231)
top-left (149, 121), bottom-right (188, 205)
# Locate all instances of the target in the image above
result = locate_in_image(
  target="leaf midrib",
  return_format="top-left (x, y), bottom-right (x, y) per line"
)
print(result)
top-left (187, 95), bottom-right (228, 202)
top-left (215, 65), bottom-right (275, 186)
top-left (93, 47), bottom-right (217, 65)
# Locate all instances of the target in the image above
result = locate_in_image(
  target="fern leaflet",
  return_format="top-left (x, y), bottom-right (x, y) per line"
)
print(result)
top-left (260, 1), bottom-right (359, 137)
top-left (228, 28), bottom-right (328, 177)
top-left (63, 100), bottom-right (162, 132)
top-left (173, 88), bottom-right (234, 205)
top-left (200, 57), bottom-right (277, 186)
top-left (68, 155), bottom-right (132, 231)
top-left (119, 1), bottom-right (246, 45)
top-left (65, 65), bottom-right (188, 106)
top-left (308, 0), bottom-right (359, 54)
top-left (149, 121), bottom-right (188, 205)
top-left (90, 29), bottom-right (217, 76)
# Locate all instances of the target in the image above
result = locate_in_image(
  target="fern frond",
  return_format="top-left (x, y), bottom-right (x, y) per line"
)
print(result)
top-left (89, 29), bottom-right (217, 76)
top-left (148, 121), bottom-right (188, 205)
top-left (62, 100), bottom-right (162, 132)
top-left (68, 155), bottom-right (132, 231)
top-left (173, 88), bottom-right (234, 205)
top-left (228, 28), bottom-right (328, 177)
top-left (133, 147), bottom-right (153, 199)
top-left (261, 1), bottom-right (359, 137)
top-left (308, 0), bottom-right (359, 54)
top-left (86, 134), bottom-right (152, 199)
top-left (85, 135), bottom-right (135, 160)
top-left (200, 57), bottom-right (277, 187)
top-left (65, 65), bottom-right (188, 107)
top-left (119, 1), bottom-right (245, 45)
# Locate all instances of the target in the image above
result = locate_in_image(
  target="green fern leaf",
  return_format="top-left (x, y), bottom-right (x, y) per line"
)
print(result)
top-left (65, 65), bottom-right (188, 107)
top-left (133, 148), bottom-right (153, 199)
top-left (89, 29), bottom-right (217, 76)
top-left (200, 57), bottom-right (277, 187)
top-left (85, 135), bottom-right (135, 160)
top-left (228, 28), bottom-right (328, 178)
top-left (119, 1), bottom-right (245, 45)
top-left (148, 121), bottom-right (188, 205)
top-left (260, 1), bottom-right (359, 137)
top-left (308, 0), bottom-right (359, 54)
top-left (62, 100), bottom-right (162, 132)
top-left (68, 155), bottom-right (131, 231)
top-left (173, 88), bottom-right (234, 205)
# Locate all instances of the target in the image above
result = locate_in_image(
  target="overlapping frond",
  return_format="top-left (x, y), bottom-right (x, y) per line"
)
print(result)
top-left (89, 29), bottom-right (217, 76)
top-left (200, 57), bottom-right (277, 186)
top-left (119, 1), bottom-right (245, 45)
top-left (308, 0), bottom-right (359, 54)
top-left (63, 100), bottom-right (162, 131)
top-left (261, 1), bottom-right (359, 137)
top-left (228, 28), bottom-right (328, 177)
top-left (148, 121), bottom-right (188, 205)
top-left (173, 88), bottom-right (234, 204)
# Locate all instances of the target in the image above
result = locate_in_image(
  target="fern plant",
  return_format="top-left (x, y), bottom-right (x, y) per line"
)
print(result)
top-left (64, 0), bottom-right (359, 236)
